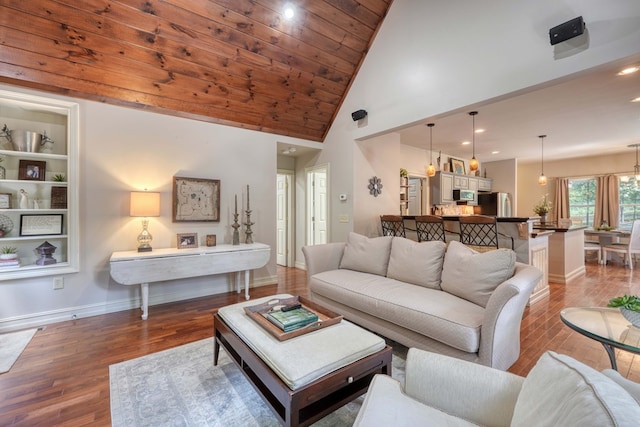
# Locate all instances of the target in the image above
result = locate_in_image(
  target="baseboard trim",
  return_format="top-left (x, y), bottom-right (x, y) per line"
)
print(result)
top-left (0, 274), bottom-right (277, 332)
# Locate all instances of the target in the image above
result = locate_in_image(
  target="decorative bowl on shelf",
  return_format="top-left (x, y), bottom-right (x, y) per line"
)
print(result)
top-left (621, 308), bottom-right (640, 328)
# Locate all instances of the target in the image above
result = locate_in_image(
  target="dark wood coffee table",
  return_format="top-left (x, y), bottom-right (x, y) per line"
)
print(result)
top-left (213, 312), bottom-right (392, 427)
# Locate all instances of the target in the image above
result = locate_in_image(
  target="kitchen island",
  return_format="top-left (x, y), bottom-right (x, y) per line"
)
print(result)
top-left (401, 215), bottom-right (551, 304)
top-left (533, 223), bottom-right (587, 284)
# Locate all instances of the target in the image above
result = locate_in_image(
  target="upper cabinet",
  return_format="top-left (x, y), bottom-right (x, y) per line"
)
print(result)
top-left (429, 171), bottom-right (492, 205)
top-left (0, 90), bottom-right (79, 280)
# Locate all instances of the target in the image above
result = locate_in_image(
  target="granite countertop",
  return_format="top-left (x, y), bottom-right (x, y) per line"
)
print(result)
top-left (401, 215), bottom-right (533, 223)
top-left (532, 224), bottom-right (587, 232)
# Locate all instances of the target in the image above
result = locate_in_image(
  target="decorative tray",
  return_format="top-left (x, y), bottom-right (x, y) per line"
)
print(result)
top-left (243, 296), bottom-right (343, 341)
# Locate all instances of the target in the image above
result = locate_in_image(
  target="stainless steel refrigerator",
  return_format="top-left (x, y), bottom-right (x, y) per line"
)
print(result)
top-left (478, 192), bottom-right (512, 217)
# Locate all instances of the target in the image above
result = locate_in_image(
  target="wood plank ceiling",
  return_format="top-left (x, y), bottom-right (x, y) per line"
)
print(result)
top-left (0, 0), bottom-right (392, 142)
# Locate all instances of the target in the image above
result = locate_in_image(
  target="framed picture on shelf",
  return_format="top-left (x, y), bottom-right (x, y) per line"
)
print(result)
top-left (19, 214), bottom-right (63, 236)
top-left (18, 160), bottom-right (46, 181)
top-left (177, 233), bottom-right (198, 249)
top-left (449, 158), bottom-right (466, 175)
top-left (0, 193), bottom-right (11, 209)
top-left (172, 176), bottom-right (220, 222)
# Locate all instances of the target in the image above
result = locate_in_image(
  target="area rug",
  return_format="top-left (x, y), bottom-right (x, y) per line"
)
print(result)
top-left (0, 328), bottom-right (37, 374)
top-left (110, 338), bottom-right (405, 427)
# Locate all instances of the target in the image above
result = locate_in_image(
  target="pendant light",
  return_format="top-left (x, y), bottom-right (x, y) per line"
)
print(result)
top-left (538, 135), bottom-right (547, 186)
top-left (468, 111), bottom-right (479, 172)
top-left (630, 143), bottom-right (640, 183)
top-left (426, 123), bottom-right (436, 177)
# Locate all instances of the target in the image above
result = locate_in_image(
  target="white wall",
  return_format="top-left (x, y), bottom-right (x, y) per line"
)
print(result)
top-left (517, 152), bottom-right (630, 217)
top-left (0, 83), bottom-right (314, 331)
top-left (319, 0), bottom-right (640, 242)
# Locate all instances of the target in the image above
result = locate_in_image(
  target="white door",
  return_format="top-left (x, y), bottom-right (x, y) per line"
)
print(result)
top-left (307, 165), bottom-right (329, 245)
top-left (276, 174), bottom-right (288, 266)
top-left (276, 172), bottom-right (294, 266)
top-left (408, 177), bottom-right (422, 216)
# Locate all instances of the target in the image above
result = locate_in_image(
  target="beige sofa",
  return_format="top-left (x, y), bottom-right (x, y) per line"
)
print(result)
top-left (302, 233), bottom-right (542, 370)
top-left (354, 348), bottom-right (640, 426)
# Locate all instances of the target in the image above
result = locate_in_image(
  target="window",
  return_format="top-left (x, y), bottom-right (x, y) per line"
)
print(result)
top-left (569, 178), bottom-right (596, 226)
top-left (619, 180), bottom-right (640, 229)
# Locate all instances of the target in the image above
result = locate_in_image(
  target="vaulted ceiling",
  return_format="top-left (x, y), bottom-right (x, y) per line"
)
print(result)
top-left (0, 0), bottom-right (392, 141)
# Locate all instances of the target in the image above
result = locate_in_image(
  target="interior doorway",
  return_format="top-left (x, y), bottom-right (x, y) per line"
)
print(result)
top-left (306, 165), bottom-right (329, 246)
top-left (276, 171), bottom-right (294, 267)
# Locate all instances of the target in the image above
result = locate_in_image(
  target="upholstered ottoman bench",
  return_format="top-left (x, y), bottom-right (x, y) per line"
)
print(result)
top-left (215, 294), bottom-right (392, 427)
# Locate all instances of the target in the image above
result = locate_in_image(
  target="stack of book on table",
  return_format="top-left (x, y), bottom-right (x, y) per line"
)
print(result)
top-left (266, 306), bottom-right (319, 332)
top-left (0, 259), bottom-right (19, 268)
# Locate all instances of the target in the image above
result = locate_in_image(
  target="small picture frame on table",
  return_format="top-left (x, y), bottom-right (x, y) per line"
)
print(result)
top-left (206, 234), bottom-right (217, 246)
top-left (449, 158), bottom-right (466, 175)
top-left (177, 232), bottom-right (198, 249)
top-left (0, 193), bottom-right (12, 209)
top-left (18, 160), bottom-right (46, 181)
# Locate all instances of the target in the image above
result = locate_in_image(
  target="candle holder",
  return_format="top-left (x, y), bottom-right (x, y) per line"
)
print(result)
top-left (232, 212), bottom-right (240, 245)
top-left (244, 209), bottom-right (254, 244)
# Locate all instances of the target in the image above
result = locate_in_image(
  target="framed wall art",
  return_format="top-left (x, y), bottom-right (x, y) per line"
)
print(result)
top-left (0, 193), bottom-right (12, 209)
top-left (18, 160), bottom-right (46, 181)
top-left (449, 158), bottom-right (466, 175)
top-left (173, 176), bottom-right (220, 222)
top-left (19, 214), bottom-right (63, 236)
top-left (177, 232), bottom-right (198, 249)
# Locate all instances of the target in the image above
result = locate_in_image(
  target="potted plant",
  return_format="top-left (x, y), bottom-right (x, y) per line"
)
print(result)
top-left (533, 195), bottom-right (552, 223)
top-left (608, 295), bottom-right (640, 327)
top-left (0, 246), bottom-right (18, 260)
top-left (400, 168), bottom-right (408, 186)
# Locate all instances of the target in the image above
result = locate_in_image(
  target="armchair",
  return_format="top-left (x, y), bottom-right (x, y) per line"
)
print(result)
top-left (354, 348), bottom-right (640, 426)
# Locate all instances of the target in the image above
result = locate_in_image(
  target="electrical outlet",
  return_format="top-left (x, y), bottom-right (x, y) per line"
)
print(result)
top-left (53, 276), bottom-right (64, 290)
top-left (339, 214), bottom-right (349, 223)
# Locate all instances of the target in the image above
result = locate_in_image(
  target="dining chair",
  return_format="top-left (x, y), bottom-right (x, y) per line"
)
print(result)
top-left (602, 220), bottom-right (640, 269)
top-left (459, 215), bottom-right (501, 252)
top-left (414, 215), bottom-right (446, 242)
top-left (584, 241), bottom-right (602, 264)
top-left (380, 215), bottom-right (406, 237)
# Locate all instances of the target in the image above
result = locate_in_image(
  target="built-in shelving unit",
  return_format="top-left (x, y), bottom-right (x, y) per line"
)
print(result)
top-left (0, 90), bottom-right (79, 280)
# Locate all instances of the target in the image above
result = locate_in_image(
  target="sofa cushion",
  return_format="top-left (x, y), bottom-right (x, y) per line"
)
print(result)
top-left (353, 374), bottom-right (479, 427)
top-left (440, 241), bottom-right (516, 308)
top-left (339, 232), bottom-right (393, 276)
top-left (387, 238), bottom-right (446, 289)
top-left (512, 351), bottom-right (640, 427)
top-left (309, 269), bottom-right (484, 352)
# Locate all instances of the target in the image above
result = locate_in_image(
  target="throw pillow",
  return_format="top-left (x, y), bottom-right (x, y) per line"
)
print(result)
top-left (387, 238), bottom-right (446, 289)
top-left (339, 232), bottom-right (393, 276)
top-left (512, 351), bottom-right (640, 427)
top-left (440, 241), bottom-right (515, 307)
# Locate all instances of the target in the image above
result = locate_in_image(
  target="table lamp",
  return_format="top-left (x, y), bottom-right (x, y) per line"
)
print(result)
top-left (130, 191), bottom-right (160, 252)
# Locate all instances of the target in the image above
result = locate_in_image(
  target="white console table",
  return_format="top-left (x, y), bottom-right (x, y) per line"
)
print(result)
top-left (110, 243), bottom-right (270, 319)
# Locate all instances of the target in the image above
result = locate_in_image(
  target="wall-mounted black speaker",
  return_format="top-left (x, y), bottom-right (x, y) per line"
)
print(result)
top-left (351, 109), bottom-right (368, 121)
top-left (549, 16), bottom-right (585, 45)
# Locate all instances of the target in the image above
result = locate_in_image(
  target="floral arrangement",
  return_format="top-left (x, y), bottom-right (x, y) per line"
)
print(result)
top-left (533, 194), bottom-right (552, 215)
top-left (400, 168), bottom-right (407, 178)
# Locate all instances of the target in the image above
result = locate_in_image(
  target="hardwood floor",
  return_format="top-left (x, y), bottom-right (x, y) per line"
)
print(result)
top-left (1, 262), bottom-right (639, 426)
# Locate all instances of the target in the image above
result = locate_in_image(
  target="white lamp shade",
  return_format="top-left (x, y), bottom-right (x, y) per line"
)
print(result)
top-left (130, 191), bottom-right (160, 217)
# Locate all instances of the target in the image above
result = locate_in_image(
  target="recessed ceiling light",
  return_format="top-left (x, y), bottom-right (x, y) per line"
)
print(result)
top-left (283, 5), bottom-right (295, 19)
top-left (475, 129), bottom-right (485, 133)
top-left (462, 141), bottom-right (470, 145)
top-left (618, 66), bottom-right (639, 76)
top-left (632, 97), bottom-right (640, 103)
top-left (491, 151), bottom-right (500, 154)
